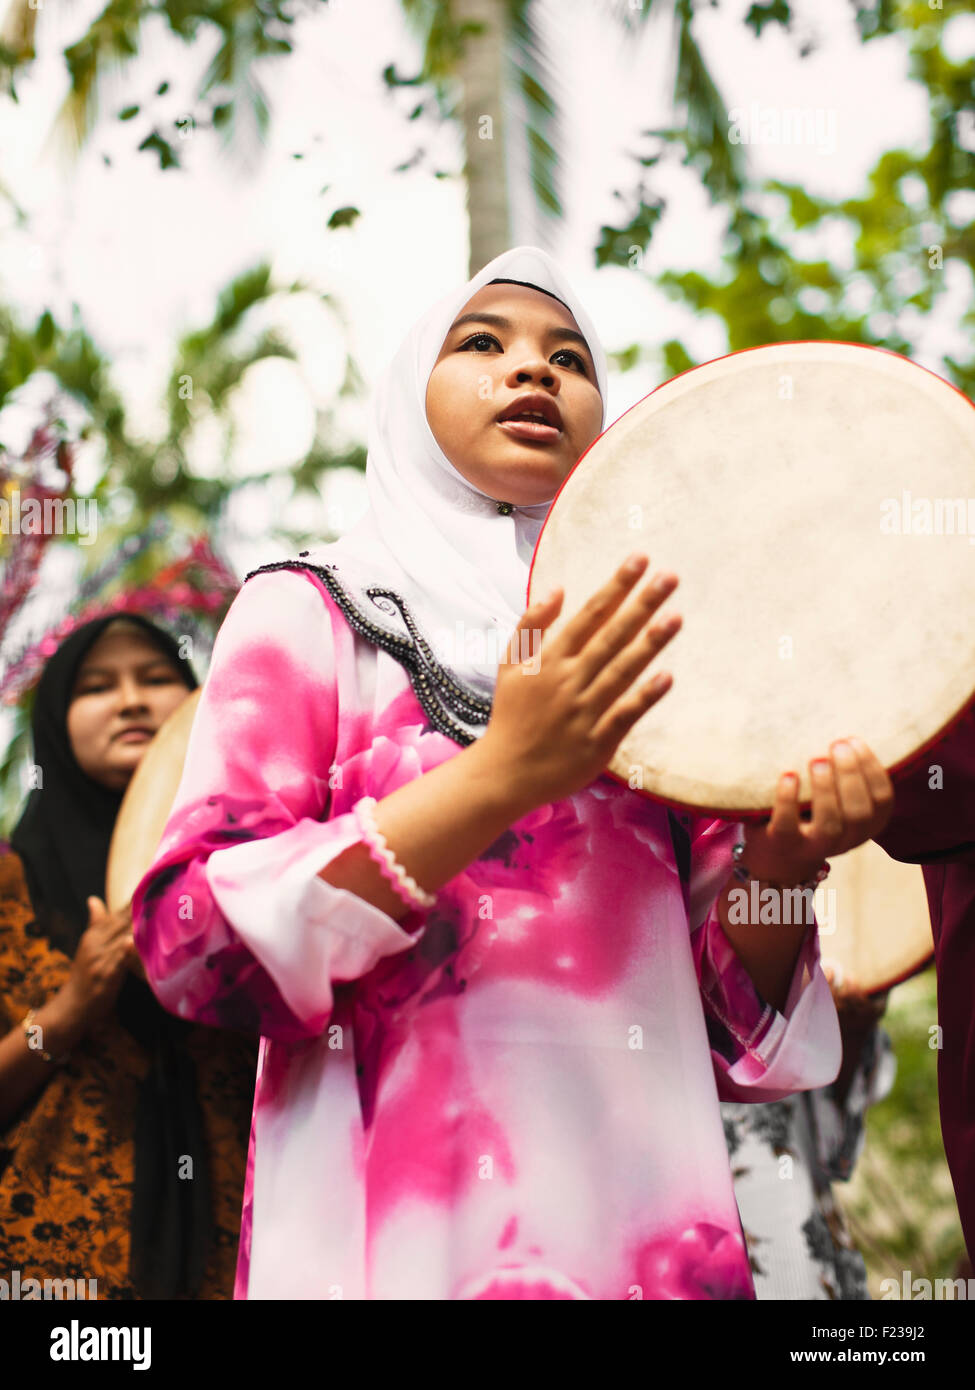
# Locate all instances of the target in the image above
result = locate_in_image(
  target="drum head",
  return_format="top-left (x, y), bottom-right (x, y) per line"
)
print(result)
top-left (817, 839), bottom-right (933, 995)
top-left (106, 687), bottom-right (201, 912)
top-left (528, 342), bottom-right (975, 815)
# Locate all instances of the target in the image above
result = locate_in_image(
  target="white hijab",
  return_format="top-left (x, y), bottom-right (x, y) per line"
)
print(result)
top-left (296, 246), bottom-right (609, 700)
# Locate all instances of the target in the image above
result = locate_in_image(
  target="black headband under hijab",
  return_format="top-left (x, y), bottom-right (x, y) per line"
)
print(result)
top-left (486, 276), bottom-right (573, 311)
top-left (8, 613), bottom-right (212, 1300)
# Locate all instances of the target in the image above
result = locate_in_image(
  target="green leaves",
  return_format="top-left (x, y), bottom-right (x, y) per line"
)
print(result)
top-left (673, 0), bottom-right (748, 206)
top-left (23, 0), bottom-right (331, 165)
top-left (137, 129), bottom-right (181, 168)
top-left (327, 206), bottom-right (360, 229)
top-left (35, 311), bottom-right (55, 352)
top-left (595, 198), bottom-right (665, 269)
top-left (660, 339), bottom-right (696, 378)
top-left (744, 2), bottom-right (792, 39)
top-left (599, 5), bottom-right (974, 396)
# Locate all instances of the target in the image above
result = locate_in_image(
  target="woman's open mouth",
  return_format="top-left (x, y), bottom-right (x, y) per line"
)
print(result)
top-left (496, 417), bottom-right (562, 444)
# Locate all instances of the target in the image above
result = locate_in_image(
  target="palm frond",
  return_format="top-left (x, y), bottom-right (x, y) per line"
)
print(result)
top-left (45, 0), bottom-right (151, 158)
top-left (507, 0), bottom-right (563, 236)
top-left (0, 0), bottom-right (38, 70)
top-left (591, 0), bottom-right (660, 31)
top-left (399, 0), bottom-right (466, 84)
top-left (672, 0), bottom-right (747, 204)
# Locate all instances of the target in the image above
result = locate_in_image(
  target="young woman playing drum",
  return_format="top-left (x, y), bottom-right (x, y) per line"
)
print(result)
top-left (132, 246), bottom-right (892, 1300)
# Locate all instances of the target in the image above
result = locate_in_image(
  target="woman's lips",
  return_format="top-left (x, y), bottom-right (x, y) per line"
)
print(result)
top-left (496, 418), bottom-right (562, 444)
top-left (455, 1265), bottom-right (592, 1299)
top-left (115, 729), bottom-right (153, 743)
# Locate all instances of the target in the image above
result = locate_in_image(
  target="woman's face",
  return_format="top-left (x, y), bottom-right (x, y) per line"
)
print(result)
top-left (66, 621), bottom-right (193, 792)
top-left (425, 282), bottom-right (603, 506)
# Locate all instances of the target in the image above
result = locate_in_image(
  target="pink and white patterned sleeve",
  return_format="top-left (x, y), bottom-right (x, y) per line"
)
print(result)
top-left (131, 568), bottom-right (429, 1043)
top-left (685, 817), bottom-right (841, 1102)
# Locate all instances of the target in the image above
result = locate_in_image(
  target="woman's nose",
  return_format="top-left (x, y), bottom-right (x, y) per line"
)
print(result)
top-left (508, 362), bottom-right (558, 389)
top-left (116, 680), bottom-right (150, 711)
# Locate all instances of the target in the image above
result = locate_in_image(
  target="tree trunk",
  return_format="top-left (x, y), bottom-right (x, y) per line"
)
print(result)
top-left (453, 0), bottom-right (512, 276)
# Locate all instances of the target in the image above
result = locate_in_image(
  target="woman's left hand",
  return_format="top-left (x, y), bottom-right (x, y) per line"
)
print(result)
top-left (741, 738), bottom-right (895, 887)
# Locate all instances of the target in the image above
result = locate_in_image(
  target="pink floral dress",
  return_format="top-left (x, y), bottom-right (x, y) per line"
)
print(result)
top-left (132, 562), bottom-right (841, 1300)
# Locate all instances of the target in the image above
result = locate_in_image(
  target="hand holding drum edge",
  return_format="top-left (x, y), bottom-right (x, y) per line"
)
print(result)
top-left (478, 552), bottom-right (681, 812)
top-left (740, 741), bottom-right (896, 888)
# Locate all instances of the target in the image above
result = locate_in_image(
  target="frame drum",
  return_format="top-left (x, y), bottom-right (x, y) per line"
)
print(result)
top-left (814, 838), bottom-right (933, 996)
top-left (528, 341), bottom-right (975, 817)
top-left (105, 687), bottom-right (201, 912)
top-left (104, 688), bottom-right (934, 995)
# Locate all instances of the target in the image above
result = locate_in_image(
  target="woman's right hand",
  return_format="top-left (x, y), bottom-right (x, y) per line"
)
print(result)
top-left (56, 896), bottom-right (140, 1032)
top-left (482, 552), bottom-right (680, 810)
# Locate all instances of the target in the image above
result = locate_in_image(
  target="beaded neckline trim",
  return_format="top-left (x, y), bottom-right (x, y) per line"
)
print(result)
top-left (243, 558), bottom-right (494, 747)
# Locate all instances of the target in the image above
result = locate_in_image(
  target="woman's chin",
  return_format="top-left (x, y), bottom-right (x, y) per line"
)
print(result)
top-left (93, 750), bottom-right (143, 791)
top-left (478, 468), bottom-right (569, 508)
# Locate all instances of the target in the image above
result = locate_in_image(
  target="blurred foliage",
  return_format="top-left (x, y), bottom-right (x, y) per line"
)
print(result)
top-left (598, 0), bottom-right (975, 397)
top-left (844, 969), bottom-right (967, 1291)
top-left (0, 686), bottom-right (32, 836)
top-left (0, 254), bottom-right (365, 802)
top-left (0, 0), bottom-right (330, 166)
top-left (0, 261), bottom-right (365, 545)
top-left (396, 1), bottom-right (743, 262)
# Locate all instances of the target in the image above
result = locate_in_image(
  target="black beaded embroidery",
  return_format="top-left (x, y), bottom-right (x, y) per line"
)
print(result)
top-left (244, 559), bottom-right (494, 746)
top-left (247, 561), bottom-right (693, 885)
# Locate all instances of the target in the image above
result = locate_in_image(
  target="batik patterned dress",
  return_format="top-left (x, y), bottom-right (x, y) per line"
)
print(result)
top-left (132, 562), bottom-right (841, 1300)
top-left (723, 1025), bottom-right (896, 1299)
top-left (0, 848), bottom-right (256, 1299)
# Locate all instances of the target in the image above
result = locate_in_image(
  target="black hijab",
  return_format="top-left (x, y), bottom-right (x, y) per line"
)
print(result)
top-left (9, 612), bottom-right (213, 1299)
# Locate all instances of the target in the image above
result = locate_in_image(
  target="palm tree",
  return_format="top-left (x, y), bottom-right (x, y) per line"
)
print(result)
top-left (0, 261), bottom-right (364, 541)
top-left (0, 0), bottom-right (326, 163)
top-left (398, 0), bottom-right (746, 275)
top-left (2, 0), bottom-right (744, 273)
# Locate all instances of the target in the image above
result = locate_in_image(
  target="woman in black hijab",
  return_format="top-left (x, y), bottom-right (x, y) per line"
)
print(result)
top-left (0, 613), bottom-right (257, 1299)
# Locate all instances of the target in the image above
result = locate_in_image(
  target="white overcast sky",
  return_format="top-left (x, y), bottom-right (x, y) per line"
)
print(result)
top-left (1, 0), bottom-right (973, 587)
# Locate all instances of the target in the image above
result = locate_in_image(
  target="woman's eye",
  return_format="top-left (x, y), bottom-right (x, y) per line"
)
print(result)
top-left (553, 348), bottom-right (587, 373)
top-left (74, 673), bottom-right (177, 695)
top-left (460, 333), bottom-right (500, 352)
top-left (459, 334), bottom-right (587, 375)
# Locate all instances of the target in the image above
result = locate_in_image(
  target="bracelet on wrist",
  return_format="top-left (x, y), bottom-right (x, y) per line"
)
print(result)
top-left (353, 797), bottom-right (437, 911)
top-left (731, 842), bottom-right (830, 893)
top-left (21, 1007), bottom-right (71, 1066)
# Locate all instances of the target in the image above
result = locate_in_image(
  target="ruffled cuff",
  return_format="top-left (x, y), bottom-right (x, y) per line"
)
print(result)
top-left (187, 806), bottom-right (428, 1034)
top-left (204, 808), bottom-right (430, 1033)
top-left (693, 903), bottom-right (841, 1103)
